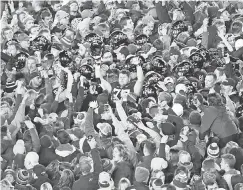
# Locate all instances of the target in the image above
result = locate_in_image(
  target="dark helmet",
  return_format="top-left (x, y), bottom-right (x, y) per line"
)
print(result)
top-left (171, 20), bottom-right (188, 38)
top-left (196, 48), bottom-right (210, 61)
top-left (59, 50), bottom-right (72, 67)
top-left (142, 85), bottom-right (157, 99)
top-left (144, 71), bottom-right (163, 86)
top-left (173, 61), bottom-right (194, 77)
top-left (151, 56), bottom-right (168, 74)
top-left (189, 52), bottom-right (204, 69)
top-left (14, 52), bottom-right (29, 70)
top-left (79, 64), bottom-right (94, 80)
top-left (31, 35), bottom-right (50, 52)
top-left (84, 32), bottom-right (103, 47)
top-left (109, 30), bottom-right (128, 50)
top-left (135, 34), bottom-right (149, 47)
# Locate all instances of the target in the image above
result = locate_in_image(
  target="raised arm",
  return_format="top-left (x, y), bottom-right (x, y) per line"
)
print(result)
top-left (134, 65), bottom-right (144, 96)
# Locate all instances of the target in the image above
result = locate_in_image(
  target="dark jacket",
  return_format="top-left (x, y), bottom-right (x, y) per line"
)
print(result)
top-left (112, 161), bottom-right (133, 188)
top-left (39, 146), bottom-right (57, 167)
top-left (137, 155), bottom-right (154, 171)
top-left (199, 106), bottom-right (239, 146)
top-left (72, 148), bottom-right (102, 190)
top-left (127, 181), bottom-right (149, 190)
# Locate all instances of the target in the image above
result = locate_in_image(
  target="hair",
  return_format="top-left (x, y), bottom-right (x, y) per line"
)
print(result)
top-left (203, 171), bottom-right (217, 186)
top-left (1, 26), bottom-right (13, 39)
top-left (206, 72), bottom-right (217, 81)
top-left (56, 129), bottom-right (72, 144)
top-left (119, 69), bottom-right (130, 77)
top-left (119, 16), bottom-right (132, 28)
top-left (1, 125), bottom-right (8, 138)
top-left (114, 144), bottom-right (129, 161)
top-left (169, 149), bottom-right (180, 164)
top-left (160, 184), bottom-right (176, 190)
top-left (46, 160), bottom-right (61, 180)
top-left (41, 10), bottom-right (52, 20)
top-left (221, 154), bottom-right (236, 169)
top-left (144, 139), bottom-right (156, 155)
top-left (230, 21), bottom-right (243, 34)
top-left (57, 169), bottom-right (74, 188)
top-left (207, 93), bottom-right (224, 107)
top-left (213, 19), bottom-right (225, 29)
top-left (118, 178), bottom-right (131, 190)
top-left (39, 28), bottom-right (50, 36)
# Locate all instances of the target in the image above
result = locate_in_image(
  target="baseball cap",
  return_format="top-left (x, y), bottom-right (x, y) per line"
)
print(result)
top-left (221, 78), bottom-right (235, 87)
top-left (164, 77), bottom-right (174, 85)
top-left (99, 172), bottom-right (113, 188)
top-left (97, 123), bottom-right (112, 136)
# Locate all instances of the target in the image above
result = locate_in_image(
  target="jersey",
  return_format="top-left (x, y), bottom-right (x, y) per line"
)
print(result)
top-left (111, 81), bottom-right (136, 101)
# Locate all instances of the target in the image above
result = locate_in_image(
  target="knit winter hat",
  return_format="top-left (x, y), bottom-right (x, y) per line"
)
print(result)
top-left (3, 168), bottom-right (15, 179)
top-left (24, 152), bottom-right (39, 170)
top-left (16, 169), bottom-right (30, 185)
top-left (101, 158), bottom-right (113, 172)
top-left (13, 139), bottom-right (25, 155)
top-left (172, 103), bottom-right (184, 116)
top-left (79, 157), bottom-right (92, 173)
top-left (173, 167), bottom-right (189, 189)
top-left (189, 111), bottom-right (201, 125)
top-left (33, 164), bottom-right (46, 177)
top-left (151, 157), bottom-right (168, 171)
top-left (55, 144), bottom-right (76, 157)
top-left (60, 36), bottom-right (73, 50)
top-left (40, 135), bottom-right (52, 148)
top-left (135, 167), bottom-right (150, 183)
top-left (178, 151), bottom-right (193, 171)
top-left (207, 143), bottom-right (220, 158)
top-left (5, 81), bottom-right (17, 93)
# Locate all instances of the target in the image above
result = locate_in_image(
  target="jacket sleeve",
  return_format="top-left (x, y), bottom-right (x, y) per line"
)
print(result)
top-left (64, 102), bottom-right (73, 129)
top-left (8, 94), bottom-right (22, 124)
top-left (29, 128), bottom-right (41, 153)
top-left (199, 107), bottom-right (217, 140)
top-left (91, 148), bottom-right (103, 173)
top-left (158, 143), bottom-right (166, 159)
top-left (116, 101), bottom-right (128, 126)
top-left (155, 2), bottom-right (171, 24)
top-left (50, 100), bottom-right (59, 113)
top-left (112, 116), bottom-right (138, 167)
top-left (74, 86), bottom-right (84, 112)
top-left (44, 78), bottom-right (54, 113)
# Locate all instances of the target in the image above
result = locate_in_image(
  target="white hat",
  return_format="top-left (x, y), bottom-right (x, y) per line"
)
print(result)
top-left (235, 39), bottom-right (243, 50)
top-left (151, 157), bottom-right (168, 171)
top-left (164, 77), bottom-right (174, 85)
top-left (13, 140), bottom-right (25, 155)
top-left (175, 83), bottom-right (187, 94)
top-left (172, 103), bottom-right (184, 116)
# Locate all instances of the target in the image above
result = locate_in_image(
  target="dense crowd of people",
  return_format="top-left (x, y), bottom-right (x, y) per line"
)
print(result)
top-left (1, 0), bottom-right (243, 189)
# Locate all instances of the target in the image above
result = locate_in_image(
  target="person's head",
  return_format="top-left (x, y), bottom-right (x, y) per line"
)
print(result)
top-left (219, 10), bottom-right (230, 21)
top-left (56, 129), bottom-right (72, 144)
top-left (58, 169), bottom-right (74, 188)
top-left (3, 168), bottom-right (15, 184)
top-left (96, 23), bottom-right (110, 38)
top-left (102, 52), bottom-right (113, 63)
top-left (143, 139), bottom-right (156, 156)
top-left (113, 144), bottom-right (129, 162)
top-left (119, 17), bottom-right (134, 30)
top-left (79, 156), bottom-right (93, 175)
top-left (46, 160), bottom-right (60, 180)
top-left (115, 46), bottom-right (129, 62)
top-left (29, 24), bottom-right (40, 36)
top-left (122, 28), bottom-right (135, 41)
top-left (213, 19), bottom-right (226, 35)
top-left (27, 56), bottom-right (38, 73)
top-left (207, 93), bottom-right (224, 107)
top-left (29, 74), bottom-right (43, 89)
top-left (220, 78), bottom-right (235, 95)
top-left (134, 167), bottom-right (150, 183)
top-left (51, 1), bottom-right (62, 12)
top-left (1, 125), bottom-right (11, 140)
top-left (6, 43), bottom-right (18, 57)
top-left (69, 1), bottom-right (79, 12)
top-left (24, 151), bottom-right (39, 170)
top-left (40, 182), bottom-right (53, 190)
top-left (2, 27), bottom-right (14, 41)
top-left (23, 16), bottom-right (35, 31)
top-left (0, 179), bottom-right (14, 190)
top-left (119, 70), bottom-right (130, 87)
top-left (41, 10), bottom-right (53, 25)
top-left (97, 122), bottom-right (112, 138)
top-left (17, 33), bottom-right (30, 50)
top-left (203, 171), bottom-right (218, 190)
top-left (221, 153), bottom-right (236, 171)
top-left (142, 24), bottom-right (153, 36)
top-left (39, 28), bottom-right (51, 41)
top-left (118, 178), bottom-right (131, 190)
top-left (98, 171), bottom-right (114, 189)
top-left (99, 104), bottom-right (112, 120)
top-left (205, 73), bottom-right (217, 89)
top-left (231, 21), bottom-right (243, 35)
top-left (164, 77), bottom-right (175, 93)
top-left (1, 102), bottom-right (13, 122)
